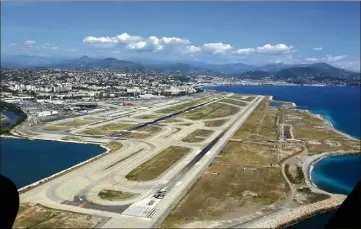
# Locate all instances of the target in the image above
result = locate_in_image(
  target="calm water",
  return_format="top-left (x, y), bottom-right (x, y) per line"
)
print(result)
top-left (207, 85), bottom-right (360, 228)
top-left (206, 85), bottom-right (360, 139)
top-left (1, 109), bottom-right (19, 125)
top-left (0, 138), bottom-right (105, 188)
top-left (312, 155), bottom-right (361, 195)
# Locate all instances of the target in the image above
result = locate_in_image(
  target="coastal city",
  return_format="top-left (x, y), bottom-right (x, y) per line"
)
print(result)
top-left (1, 1), bottom-right (360, 229)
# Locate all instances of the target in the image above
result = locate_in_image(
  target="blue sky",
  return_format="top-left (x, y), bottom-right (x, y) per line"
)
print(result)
top-left (1, 2), bottom-right (360, 71)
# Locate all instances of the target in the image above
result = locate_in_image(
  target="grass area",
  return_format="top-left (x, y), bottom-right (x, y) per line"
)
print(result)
top-left (232, 97), bottom-right (268, 139)
top-left (284, 110), bottom-right (350, 141)
top-left (82, 122), bottom-right (134, 135)
top-left (204, 119), bottom-right (228, 127)
top-left (182, 129), bottom-right (214, 143)
top-left (98, 189), bottom-right (135, 200)
top-left (44, 125), bottom-right (68, 131)
top-left (219, 98), bottom-right (248, 106)
top-left (241, 96), bottom-right (256, 102)
top-left (58, 119), bottom-right (90, 127)
top-left (14, 203), bottom-right (104, 228)
top-left (102, 141), bottom-right (123, 152)
top-left (156, 97), bottom-right (211, 114)
top-left (181, 102), bottom-right (239, 120)
top-left (177, 123), bottom-right (193, 126)
top-left (45, 119), bottom-right (91, 131)
top-left (126, 146), bottom-right (190, 181)
top-left (61, 136), bottom-right (82, 142)
top-left (135, 114), bottom-right (158, 119)
top-left (258, 108), bottom-right (278, 140)
top-left (217, 141), bottom-right (276, 166)
top-left (162, 118), bottom-right (183, 123)
top-left (125, 125), bottom-right (162, 139)
top-left (285, 164), bottom-right (304, 184)
top-left (161, 166), bottom-right (288, 228)
top-left (306, 140), bottom-right (360, 154)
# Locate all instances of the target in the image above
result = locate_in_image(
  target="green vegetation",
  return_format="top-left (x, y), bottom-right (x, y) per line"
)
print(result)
top-left (162, 118), bottom-right (183, 123)
top-left (135, 114), bottom-right (158, 119)
top-left (0, 101), bottom-right (27, 134)
top-left (161, 165), bottom-right (288, 228)
top-left (61, 136), bottom-right (82, 142)
top-left (156, 97), bottom-right (211, 114)
top-left (182, 129), bottom-right (214, 143)
top-left (204, 119), bottom-right (228, 127)
top-left (181, 102), bottom-right (239, 120)
top-left (98, 189), bottom-right (135, 200)
top-left (232, 97), bottom-right (268, 139)
top-left (125, 125), bottom-right (162, 139)
top-left (126, 146), bottom-right (190, 181)
top-left (219, 98), bottom-right (248, 106)
top-left (285, 164), bottom-right (305, 184)
top-left (82, 122), bottom-right (134, 135)
top-left (44, 119), bottom-right (90, 131)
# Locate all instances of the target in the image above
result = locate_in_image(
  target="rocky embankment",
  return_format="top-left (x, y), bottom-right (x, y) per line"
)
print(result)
top-left (246, 194), bottom-right (346, 228)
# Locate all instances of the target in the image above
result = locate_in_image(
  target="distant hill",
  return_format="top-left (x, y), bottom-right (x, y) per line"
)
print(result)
top-left (234, 71), bottom-right (272, 80)
top-left (273, 64), bottom-right (360, 83)
top-left (1, 55), bottom-right (62, 68)
top-left (2, 55), bottom-right (359, 84)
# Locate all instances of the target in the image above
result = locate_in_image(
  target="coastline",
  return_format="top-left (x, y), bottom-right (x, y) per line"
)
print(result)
top-left (17, 142), bottom-right (110, 194)
top-left (1, 134), bottom-right (111, 193)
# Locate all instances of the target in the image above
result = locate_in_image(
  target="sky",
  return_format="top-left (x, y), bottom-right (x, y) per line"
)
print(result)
top-left (1, 2), bottom-right (360, 71)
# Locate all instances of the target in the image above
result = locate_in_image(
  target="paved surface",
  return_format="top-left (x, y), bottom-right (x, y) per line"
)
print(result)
top-left (17, 93), bottom-right (264, 228)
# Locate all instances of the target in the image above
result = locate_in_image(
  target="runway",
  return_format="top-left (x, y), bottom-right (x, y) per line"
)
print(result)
top-left (18, 93), bottom-right (264, 228)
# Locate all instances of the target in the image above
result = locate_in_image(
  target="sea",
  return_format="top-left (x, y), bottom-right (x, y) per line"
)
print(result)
top-left (206, 85), bottom-right (360, 139)
top-left (1, 136), bottom-right (105, 189)
top-left (0, 86), bottom-right (360, 227)
top-left (206, 85), bottom-right (360, 228)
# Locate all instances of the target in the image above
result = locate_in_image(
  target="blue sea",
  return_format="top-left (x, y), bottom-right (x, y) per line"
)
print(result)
top-left (1, 109), bottom-right (19, 125)
top-left (207, 85), bottom-right (360, 228)
top-left (0, 138), bottom-right (105, 188)
top-left (0, 86), bottom-right (359, 227)
top-left (206, 85), bottom-right (360, 139)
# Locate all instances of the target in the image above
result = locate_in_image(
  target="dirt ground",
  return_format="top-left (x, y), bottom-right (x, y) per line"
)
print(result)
top-left (14, 203), bottom-right (106, 228)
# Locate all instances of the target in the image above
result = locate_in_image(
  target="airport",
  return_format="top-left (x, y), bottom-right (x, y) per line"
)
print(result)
top-left (14, 91), bottom-right (263, 228)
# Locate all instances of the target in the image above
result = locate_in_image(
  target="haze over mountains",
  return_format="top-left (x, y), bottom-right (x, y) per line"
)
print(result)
top-left (1, 55), bottom-right (360, 84)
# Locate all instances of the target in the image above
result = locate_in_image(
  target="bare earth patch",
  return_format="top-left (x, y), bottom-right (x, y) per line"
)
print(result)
top-left (14, 203), bottom-right (105, 228)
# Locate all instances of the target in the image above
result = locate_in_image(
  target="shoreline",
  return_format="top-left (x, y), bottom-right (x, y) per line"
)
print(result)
top-left (1, 133), bottom-right (111, 194)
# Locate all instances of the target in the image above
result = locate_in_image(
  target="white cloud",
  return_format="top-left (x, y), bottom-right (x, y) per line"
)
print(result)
top-left (255, 44), bottom-right (294, 54)
top-left (202, 42), bottom-right (233, 54)
top-left (232, 44), bottom-right (294, 55)
top-left (233, 48), bottom-right (255, 55)
top-left (24, 40), bottom-right (36, 46)
top-left (183, 45), bottom-right (202, 54)
top-left (84, 33), bottom-right (190, 53)
top-left (305, 54), bottom-right (360, 72)
top-left (116, 33), bottom-right (142, 44)
top-left (305, 54), bottom-right (348, 62)
top-left (313, 47), bottom-right (323, 51)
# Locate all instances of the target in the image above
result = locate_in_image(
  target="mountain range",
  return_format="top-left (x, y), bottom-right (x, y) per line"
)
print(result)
top-left (1, 55), bottom-right (360, 84)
